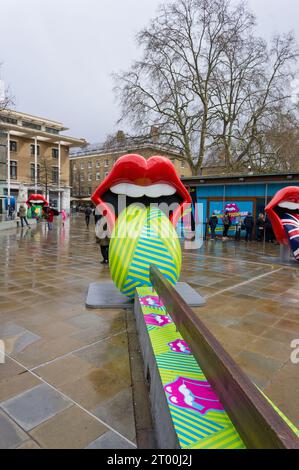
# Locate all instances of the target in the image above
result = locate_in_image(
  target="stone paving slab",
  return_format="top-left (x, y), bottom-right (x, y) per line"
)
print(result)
top-left (29, 405), bottom-right (108, 449)
top-left (86, 430), bottom-right (135, 449)
top-left (0, 383), bottom-right (72, 431)
top-left (0, 410), bottom-right (28, 449)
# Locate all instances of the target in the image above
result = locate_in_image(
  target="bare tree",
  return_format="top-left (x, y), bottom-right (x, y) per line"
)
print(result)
top-left (0, 64), bottom-right (13, 112)
top-left (70, 165), bottom-right (86, 198)
top-left (0, 63), bottom-right (14, 185)
top-left (38, 157), bottom-right (52, 199)
top-left (260, 106), bottom-right (299, 171)
top-left (37, 157), bottom-right (67, 201)
top-left (114, 0), bottom-right (299, 175)
top-left (210, 31), bottom-right (299, 171)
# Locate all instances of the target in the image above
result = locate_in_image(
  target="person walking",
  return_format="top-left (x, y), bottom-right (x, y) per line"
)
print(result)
top-left (96, 213), bottom-right (110, 264)
top-left (265, 217), bottom-right (275, 243)
top-left (60, 209), bottom-right (67, 226)
top-left (222, 211), bottom-right (231, 240)
top-left (235, 217), bottom-right (242, 241)
top-left (85, 206), bottom-right (92, 228)
top-left (8, 205), bottom-right (15, 220)
top-left (256, 213), bottom-right (265, 241)
top-left (18, 205), bottom-right (30, 228)
top-left (209, 212), bottom-right (218, 240)
top-left (46, 208), bottom-right (54, 231)
top-left (244, 212), bottom-right (254, 242)
top-left (93, 206), bottom-right (101, 225)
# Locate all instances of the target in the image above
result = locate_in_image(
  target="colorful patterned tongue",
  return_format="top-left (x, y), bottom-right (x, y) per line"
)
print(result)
top-left (281, 212), bottom-right (299, 260)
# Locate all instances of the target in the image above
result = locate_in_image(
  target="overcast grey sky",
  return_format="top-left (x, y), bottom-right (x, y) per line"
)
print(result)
top-left (1, 0), bottom-right (298, 143)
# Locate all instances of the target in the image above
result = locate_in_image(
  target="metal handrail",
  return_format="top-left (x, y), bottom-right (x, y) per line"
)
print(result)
top-left (150, 265), bottom-right (299, 449)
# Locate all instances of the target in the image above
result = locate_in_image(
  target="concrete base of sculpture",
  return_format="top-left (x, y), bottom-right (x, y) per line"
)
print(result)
top-left (86, 282), bottom-right (205, 309)
top-left (280, 244), bottom-right (294, 262)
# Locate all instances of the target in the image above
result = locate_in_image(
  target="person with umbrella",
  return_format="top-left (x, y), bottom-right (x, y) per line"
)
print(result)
top-left (43, 206), bottom-right (60, 230)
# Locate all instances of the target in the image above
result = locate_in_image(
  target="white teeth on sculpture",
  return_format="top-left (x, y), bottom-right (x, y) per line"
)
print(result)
top-left (278, 201), bottom-right (299, 210)
top-left (110, 183), bottom-right (176, 198)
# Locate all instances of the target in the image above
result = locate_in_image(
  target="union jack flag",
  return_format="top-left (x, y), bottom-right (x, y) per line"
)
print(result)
top-left (281, 212), bottom-right (299, 261)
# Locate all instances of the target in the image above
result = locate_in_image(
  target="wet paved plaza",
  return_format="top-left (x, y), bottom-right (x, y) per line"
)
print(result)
top-left (0, 215), bottom-right (298, 448)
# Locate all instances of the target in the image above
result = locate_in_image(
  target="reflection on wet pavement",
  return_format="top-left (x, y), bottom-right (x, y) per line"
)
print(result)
top-left (0, 215), bottom-right (298, 448)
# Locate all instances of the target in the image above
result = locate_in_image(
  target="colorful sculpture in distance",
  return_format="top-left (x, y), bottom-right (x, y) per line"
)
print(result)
top-left (265, 186), bottom-right (299, 261)
top-left (26, 194), bottom-right (49, 219)
top-left (92, 154), bottom-right (192, 297)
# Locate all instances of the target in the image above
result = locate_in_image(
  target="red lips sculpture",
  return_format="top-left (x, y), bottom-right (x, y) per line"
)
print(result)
top-left (91, 154), bottom-right (191, 228)
top-left (265, 186), bottom-right (299, 261)
top-left (265, 187), bottom-right (299, 245)
top-left (26, 194), bottom-right (49, 207)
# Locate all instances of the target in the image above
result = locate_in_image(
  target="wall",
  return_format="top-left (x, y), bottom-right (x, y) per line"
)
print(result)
top-left (8, 136), bottom-right (69, 186)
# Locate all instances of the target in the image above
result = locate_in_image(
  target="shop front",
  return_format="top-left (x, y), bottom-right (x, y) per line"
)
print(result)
top-left (182, 173), bottom-right (299, 239)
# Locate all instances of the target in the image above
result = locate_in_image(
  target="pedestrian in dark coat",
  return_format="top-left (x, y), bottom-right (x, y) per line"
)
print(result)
top-left (256, 213), bottom-right (265, 241)
top-left (209, 213), bottom-right (218, 240)
top-left (244, 212), bottom-right (254, 241)
top-left (222, 211), bottom-right (231, 239)
top-left (85, 206), bottom-right (93, 228)
top-left (96, 214), bottom-right (110, 264)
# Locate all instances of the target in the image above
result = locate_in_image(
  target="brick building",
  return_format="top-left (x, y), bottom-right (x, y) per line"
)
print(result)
top-left (0, 109), bottom-right (86, 214)
top-left (69, 129), bottom-right (193, 200)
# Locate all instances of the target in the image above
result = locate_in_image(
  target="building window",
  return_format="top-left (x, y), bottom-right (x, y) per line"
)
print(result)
top-left (30, 163), bottom-right (40, 181)
top-left (105, 171), bottom-right (109, 177)
top-left (73, 163), bottom-right (77, 171)
top-left (22, 121), bottom-right (41, 131)
top-left (46, 127), bottom-right (59, 135)
top-left (10, 140), bottom-right (17, 152)
top-left (88, 174), bottom-right (92, 182)
top-left (88, 161), bottom-right (92, 169)
top-left (80, 163), bottom-right (84, 170)
top-left (181, 161), bottom-right (185, 168)
top-left (88, 187), bottom-right (92, 196)
top-left (96, 161), bottom-right (100, 168)
top-left (105, 160), bottom-right (109, 167)
top-left (0, 116), bottom-right (18, 125)
top-left (10, 161), bottom-right (17, 180)
top-left (52, 166), bottom-right (59, 184)
top-left (96, 172), bottom-right (100, 181)
top-left (81, 175), bottom-right (84, 182)
top-left (52, 148), bottom-right (59, 159)
top-left (30, 144), bottom-right (40, 156)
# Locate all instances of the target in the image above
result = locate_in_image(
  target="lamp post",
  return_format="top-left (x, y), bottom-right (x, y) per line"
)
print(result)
top-left (7, 131), bottom-right (10, 209)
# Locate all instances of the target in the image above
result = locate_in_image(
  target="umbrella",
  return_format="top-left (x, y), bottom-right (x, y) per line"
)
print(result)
top-left (48, 207), bottom-right (61, 216)
top-left (42, 207), bottom-right (61, 217)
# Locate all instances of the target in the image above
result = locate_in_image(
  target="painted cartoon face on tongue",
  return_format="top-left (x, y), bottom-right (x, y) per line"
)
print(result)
top-left (164, 377), bottom-right (224, 415)
top-left (140, 295), bottom-right (164, 308)
top-left (266, 187), bottom-right (299, 261)
top-left (168, 339), bottom-right (191, 354)
top-left (144, 314), bottom-right (172, 327)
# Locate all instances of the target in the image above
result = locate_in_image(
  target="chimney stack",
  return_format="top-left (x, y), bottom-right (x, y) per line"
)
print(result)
top-left (116, 130), bottom-right (126, 144)
top-left (150, 126), bottom-right (159, 142)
